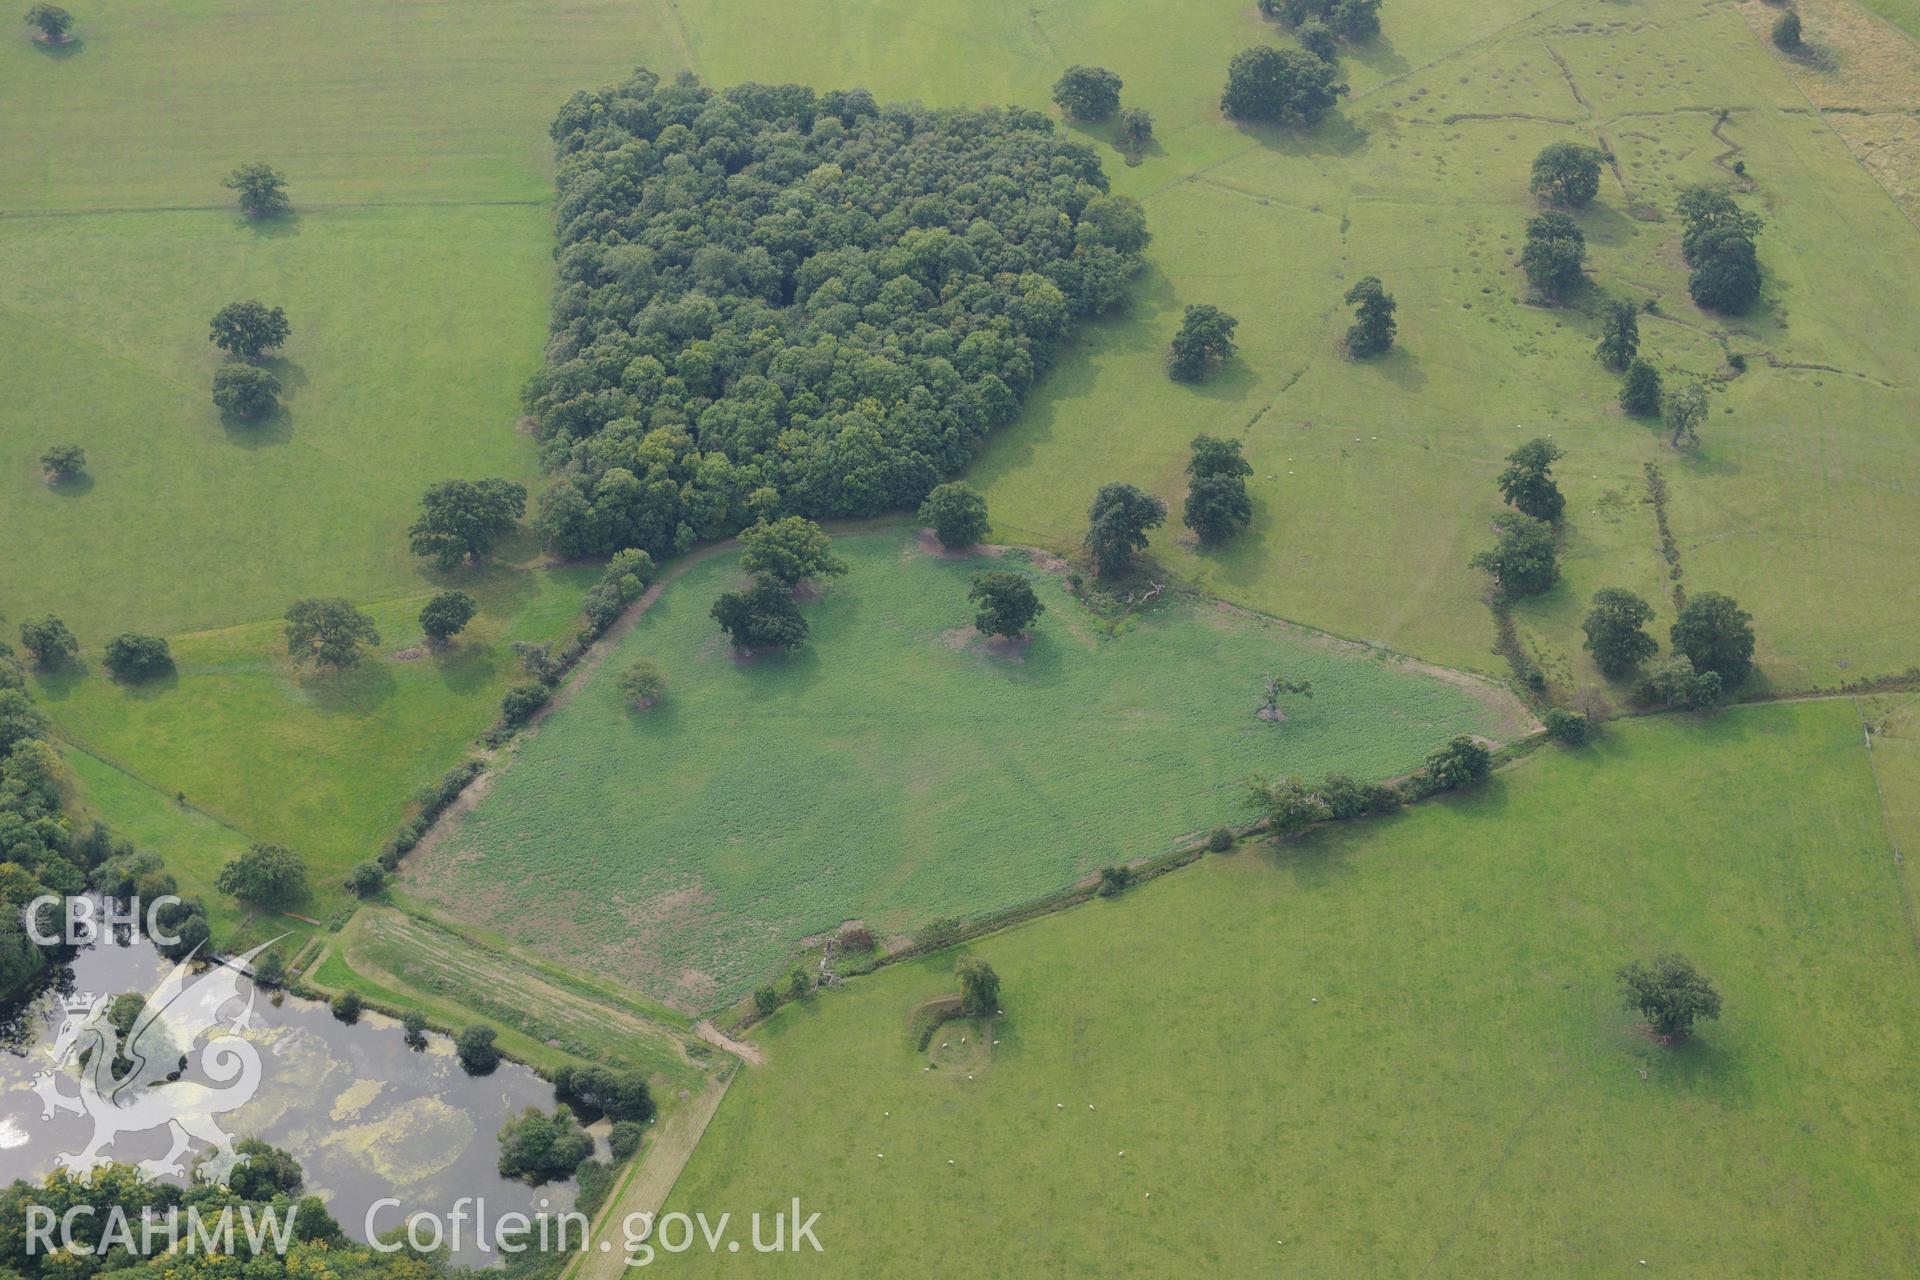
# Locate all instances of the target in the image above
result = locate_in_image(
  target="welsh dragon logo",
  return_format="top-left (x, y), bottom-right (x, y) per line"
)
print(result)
top-left (31, 939), bottom-right (279, 1184)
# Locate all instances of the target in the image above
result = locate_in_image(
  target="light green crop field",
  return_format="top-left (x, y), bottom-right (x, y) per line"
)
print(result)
top-left (33, 565), bottom-right (595, 925)
top-left (668, 700), bottom-right (1920, 1276)
top-left (403, 527), bottom-right (1524, 1008)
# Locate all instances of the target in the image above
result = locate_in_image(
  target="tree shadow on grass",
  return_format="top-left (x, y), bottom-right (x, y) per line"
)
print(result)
top-left (30, 35), bottom-right (83, 60)
top-left (44, 471), bottom-right (94, 498)
top-left (295, 659), bottom-right (397, 715)
top-left (1346, 35), bottom-right (1411, 81)
top-left (242, 211), bottom-right (302, 240)
top-left (27, 661), bottom-right (88, 704)
top-left (260, 356), bottom-right (309, 393)
top-left (1230, 110), bottom-right (1370, 161)
top-left (430, 638), bottom-right (501, 698)
top-left (116, 667), bottom-right (181, 701)
top-left (1365, 343), bottom-right (1427, 394)
top-left (220, 403), bottom-right (294, 449)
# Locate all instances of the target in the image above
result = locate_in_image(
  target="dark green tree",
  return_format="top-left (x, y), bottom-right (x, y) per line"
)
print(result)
top-left (1639, 655), bottom-right (1723, 710)
top-left (1296, 18), bottom-right (1337, 61)
top-left (1051, 65), bottom-right (1123, 121)
top-left (1119, 106), bottom-right (1155, 154)
top-left (408, 477), bottom-right (527, 569)
top-left (345, 861), bottom-right (385, 897)
top-left (402, 1010), bottom-right (429, 1048)
top-left (1187, 433), bottom-right (1254, 483)
top-left (1496, 437), bottom-right (1567, 523)
top-left (215, 842), bottom-right (308, 908)
top-left (1471, 512), bottom-right (1558, 596)
top-left (1670, 591), bottom-right (1754, 685)
top-left (19, 616), bottom-right (78, 667)
top-left (1529, 141), bottom-right (1604, 208)
top-left (1596, 297), bottom-right (1640, 370)
top-left (918, 482), bottom-right (990, 550)
top-left (1676, 187), bottom-right (1764, 258)
top-left (957, 955), bottom-right (1001, 1016)
top-left (968, 571), bottom-right (1045, 639)
top-left (1619, 358), bottom-right (1663, 417)
top-left (24, 4), bottom-right (72, 42)
top-left (1664, 382), bottom-right (1708, 448)
top-left (1343, 275), bottom-right (1396, 357)
top-left (1244, 774), bottom-right (1332, 835)
top-left (1221, 45), bottom-right (1348, 125)
top-left (40, 443), bottom-right (86, 483)
top-left (1084, 482), bottom-right (1168, 577)
top-left (208, 301), bottom-right (290, 361)
top-left (223, 161), bottom-right (290, 218)
top-left (1772, 9), bottom-right (1801, 50)
top-left (1618, 953), bottom-right (1721, 1040)
top-left (1416, 735), bottom-right (1493, 794)
top-left (1168, 304), bottom-right (1239, 381)
top-left (740, 516), bottom-right (847, 587)
top-left (211, 364), bottom-right (280, 421)
top-left (1582, 587), bottom-right (1658, 676)
top-left (1687, 226), bottom-right (1762, 313)
top-left (1184, 475), bottom-right (1254, 545)
top-left (419, 589), bottom-right (477, 645)
top-left (618, 656), bottom-right (667, 707)
top-left (498, 1105), bottom-right (593, 1184)
top-left (1544, 708), bottom-right (1590, 745)
top-left (499, 684), bottom-right (548, 726)
top-left (711, 577), bottom-right (810, 651)
top-left (754, 986), bottom-right (780, 1016)
top-left (1329, 0), bottom-right (1382, 40)
top-left (330, 991), bottom-right (362, 1023)
top-left (456, 1024), bottom-right (501, 1074)
top-left (285, 597), bottom-right (379, 668)
top-left (1520, 211), bottom-right (1587, 300)
top-left (102, 633), bottom-right (171, 681)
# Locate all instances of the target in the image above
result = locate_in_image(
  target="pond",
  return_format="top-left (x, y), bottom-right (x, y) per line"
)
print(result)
top-left (0, 924), bottom-right (577, 1265)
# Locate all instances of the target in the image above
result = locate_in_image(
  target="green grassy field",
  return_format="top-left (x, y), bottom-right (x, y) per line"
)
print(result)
top-left (665, 700), bottom-right (1920, 1276)
top-left (403, 528), bottom-right (1524, 1008)
top-left (34, 564), bottom-right (594, 922)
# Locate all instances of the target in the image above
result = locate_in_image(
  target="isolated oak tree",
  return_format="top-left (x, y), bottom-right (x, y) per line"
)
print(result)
top-left (284, 597), bottom-right (380, 668)
top-left (211, 364), bottom-right (280, 421)
top-left (418, 590), bottom-right (477, 645)
top-left (1582, 588), bottom-right (1658, 676)
top-left (1085, 483), bottom-right (1167, 577)
top-left (102, 633), bottom-right (171, 682)
top-left (711, 578), bottom-right (809, 651)
top-left (1596, 297), bottom-right (1640, 371)
top-left (1529, 142), bottom-right (1604, 208)
top-left (1496, 437), bottom-right (1567, 523)
top-left (1119, 107), bottom-right (1155, 154)
top-left (1619, 358), bottom-right (1663, 417)
top-left (739, 516), bottom-right (847, 588)
top-left (918, 482), bottom-right (990, 551)
top-left (216, 842), bottom-right (308, 909)
top-left (408, 478), bottom-right (527, 569)
top-left (618, 656), bottom-right (667, 708)
top-left (24, 4), bottom-right (72, 42)
top-left (224, 161), bottom-right (290, 218)
top-left (18, 616), bottom-right (78, 667)
top-left (1670, 591), bottom-right (1754, 686)
top-left (1051, 65), bottom-right (1122, 121)
top-left (1618, 953), bottom-right (1721, 1041)
top-left (956, 956), bottom-right (1001, 1017)
top-left (1521, 212), bottom-right (1587, 300)
top-left (209, 301), bottom-right (290, 362)
top-left (1221, 46), bottom-right (1347, 126)
top-left (1471, 513), bottom-right (1558, 597)
top-left (1169, 304), bottom-right (1239, 381)
top-left (1343, 276), bottom-right (1396, 358)
top-left (39, 443), bottom-right (85, 483)
top-left (1184, 434), bottom-right (1255, 545)
top-left (968, 571), bottom-right (1045, 639)
top-left (1663, 383), bottom-right (1708, 448)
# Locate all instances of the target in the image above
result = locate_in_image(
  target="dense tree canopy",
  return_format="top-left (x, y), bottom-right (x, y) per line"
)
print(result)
top-left (1582, 587), bottom-right (1658, 676)
top-left (102, 632), bottom-right (171, 682)
top-left (211, 364), bottom-right (280, 421)
top-left (1221, 46), bottom-right (1348, 125)
top-left (499, 1105), bottom-right (593, 1184)
top-left (24, 5), bottom-right (73, 42)
top-left (215, 842), bottom-right (308, 908)
top-left (1052, 65), bottom-right (1122, 121)
top-left (1529, 142), bottom-right (1604, 208)
top-left (1471, 512), bottom-right (1558, 597)
top-left (1664, 382), bottom-right (1708, 448)
top-left (18, 616), bottom-right (77, 667)
top-left (1183, 434), bottom-right (1254, 545)
top-left (1677, 186), bottom-right (1762, 313)
top-left (968, 570), bottom-right (1045, 638)
top-left (712, 577), bottom-right (810, 650)
top-left (284, 597), bottom-right (380, 668)
top-left (918, 481), bottom-right (990, 549)
top-left (1596, 297), bottom-right (1639, 370)
top-left (1343, 275), bottom-right (1395, 357)
top-left (1620, 358), bottom-right (1663, 417)
top-left (738, 515), bottom-right (846, 586)
top-left (1670, 591), bottom-right (1755, 686)
top-left (956, 956), bottom-right (1001, 1016)
top-left (528, 71), bottom-right (1145, 563)
top-left (1168, 304), bottom-right (1239, 381)
top-left (408, 477), bottom-right (527, 569)
top-left (1520, 211), bottom-right (1586, 299)
top-left (419, 589), bottom-right (478, 644)
top-left (1261, 0), bottom-right (1383, 42)
top-left (1496, 437), bottom-right (1566, 523)
top-left (223, 161), bottom-right (290, 218)
top-left (1619, 953), bottom-right (1721, 1040)
top-left (40, 443), bottom-right (85, 482)
top-left (1085, 482), bottom-right (1166, 577)
top-left (209, 300), bottom-right (290, 361)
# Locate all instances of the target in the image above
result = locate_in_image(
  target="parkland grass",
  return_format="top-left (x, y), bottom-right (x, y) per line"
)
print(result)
top-left (404, 527), bottom-right (1523, 1008)
top-left (666, 701), bottom-right (1920, 1276)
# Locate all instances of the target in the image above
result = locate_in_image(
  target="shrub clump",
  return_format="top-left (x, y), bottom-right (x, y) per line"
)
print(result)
top-left (529, 71), bottom-right (1146, 562)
